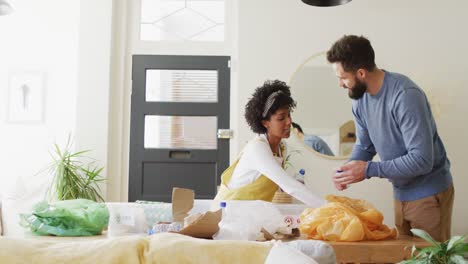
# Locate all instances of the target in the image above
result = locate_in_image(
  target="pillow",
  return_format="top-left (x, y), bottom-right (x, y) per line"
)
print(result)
top-left (265, 243), bottom-right (318, 264)
top-left (285, 240), bottom-right (336, 264)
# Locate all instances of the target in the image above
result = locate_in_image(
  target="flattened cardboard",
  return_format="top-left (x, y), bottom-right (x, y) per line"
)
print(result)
top-left (171, 187), bottom-right (221, 239)
top-left (178, 210), bottom-right (222, 239)
top-left (172, 188), bottom-right (194, 222)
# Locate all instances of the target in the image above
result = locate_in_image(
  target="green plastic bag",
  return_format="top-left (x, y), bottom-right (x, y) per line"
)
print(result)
top-left (20, 199), bottom-right (109, 236)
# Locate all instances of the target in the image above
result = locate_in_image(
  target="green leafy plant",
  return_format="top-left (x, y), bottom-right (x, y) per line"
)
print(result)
top-left (47, 138), bottom-right (105, 202)
top-left (401, 228), bottom-right (468, 264)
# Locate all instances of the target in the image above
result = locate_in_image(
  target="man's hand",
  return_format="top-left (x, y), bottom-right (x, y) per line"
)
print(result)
top-left (334, 181), bottom-right (348, 191)
top-left (333, 160), bottom-right (367, 188)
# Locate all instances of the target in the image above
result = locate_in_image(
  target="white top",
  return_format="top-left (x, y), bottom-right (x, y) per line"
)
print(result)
top-left (228, 134), bottom-right (325, 208)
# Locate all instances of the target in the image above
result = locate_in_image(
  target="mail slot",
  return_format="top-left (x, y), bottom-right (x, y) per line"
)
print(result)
top-left (169, 151), bottom-right (191, 159)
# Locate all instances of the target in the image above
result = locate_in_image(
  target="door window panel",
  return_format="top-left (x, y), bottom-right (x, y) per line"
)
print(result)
top-left (144, 115), bottom-right (217, 149)
top-left (145, 69), bottom-right (218, 102)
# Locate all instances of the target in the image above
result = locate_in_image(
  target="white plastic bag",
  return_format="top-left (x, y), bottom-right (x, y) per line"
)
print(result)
top-left (213, 200), bottom-right (286, 241)
top-left (275, 203), bottom-right (308, 228)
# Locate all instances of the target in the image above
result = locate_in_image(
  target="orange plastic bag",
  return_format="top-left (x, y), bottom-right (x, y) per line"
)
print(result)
top-left (299, 195), bottom-right (396, 242)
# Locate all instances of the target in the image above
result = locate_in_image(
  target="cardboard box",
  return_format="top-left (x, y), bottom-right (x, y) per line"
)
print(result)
top-left (171, 188), bottom-right (222, 239)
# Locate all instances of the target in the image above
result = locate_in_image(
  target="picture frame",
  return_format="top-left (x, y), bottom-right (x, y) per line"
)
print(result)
top-left (7, 71), bottom-right (46, 123)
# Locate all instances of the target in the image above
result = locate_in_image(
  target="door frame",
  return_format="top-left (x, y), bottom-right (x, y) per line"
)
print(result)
top-left (128, 55), bottom-right (230, 202)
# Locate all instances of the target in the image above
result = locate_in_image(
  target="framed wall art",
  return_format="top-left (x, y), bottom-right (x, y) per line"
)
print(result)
top-left (8, 71), bottom-right (45, 123)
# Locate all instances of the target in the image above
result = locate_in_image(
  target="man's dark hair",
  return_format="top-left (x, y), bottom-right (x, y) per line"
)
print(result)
top-left (245, 80), bottom-right (296, 134)
top-left (326, 35), bottom-right (376, 72)
top-left (291, 122), bottom-right (304, 134)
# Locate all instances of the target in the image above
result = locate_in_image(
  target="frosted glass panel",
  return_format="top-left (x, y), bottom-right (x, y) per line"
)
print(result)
top-left (146, 69), bottom-right (217, 102)
top-left (145, 115), bottom-right (217, 149)
top-left (140, 0), bottom-right (224, 41)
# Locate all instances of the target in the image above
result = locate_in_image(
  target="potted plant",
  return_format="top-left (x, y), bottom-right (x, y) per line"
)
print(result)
top-left (46, 138), bottom-right (105, 202)
top-left (401, 228), bottom-right (468, 264)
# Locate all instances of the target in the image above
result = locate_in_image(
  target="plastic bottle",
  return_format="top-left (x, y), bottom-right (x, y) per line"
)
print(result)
top-left (295, 168), bottom-right (305, 183)
top-left (219, 201), bottom-right (227, 219)
top-left (213, 201), bottom-right (231, 240)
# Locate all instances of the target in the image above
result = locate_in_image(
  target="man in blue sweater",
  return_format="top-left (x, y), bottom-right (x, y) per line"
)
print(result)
top-left (326, 35), bottom-right (454, 241)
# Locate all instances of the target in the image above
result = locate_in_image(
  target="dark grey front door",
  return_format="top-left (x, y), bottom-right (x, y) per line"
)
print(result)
top-left (129, 55), bottom-right (230, 202)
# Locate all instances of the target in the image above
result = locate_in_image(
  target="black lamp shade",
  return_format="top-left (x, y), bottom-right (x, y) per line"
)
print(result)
top-left (301, 0), bottom-right (352, 7)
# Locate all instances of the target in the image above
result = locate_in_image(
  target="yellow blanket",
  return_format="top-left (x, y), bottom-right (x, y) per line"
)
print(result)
top-left (146, 233), bottom-right (273, 264)
top-left (0, 233), bottom-right (273, 264)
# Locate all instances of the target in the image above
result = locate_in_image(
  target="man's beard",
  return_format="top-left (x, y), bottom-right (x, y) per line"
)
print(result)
top-left (347, 78), bottom-right (367, 100)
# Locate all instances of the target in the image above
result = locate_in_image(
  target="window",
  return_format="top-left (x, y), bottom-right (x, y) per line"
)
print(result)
top-left (140, 0), bottom-right (225, 41)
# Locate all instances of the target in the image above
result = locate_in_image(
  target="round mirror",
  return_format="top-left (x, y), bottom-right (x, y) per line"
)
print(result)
top-left (289, 52), bottom-right (356, 159)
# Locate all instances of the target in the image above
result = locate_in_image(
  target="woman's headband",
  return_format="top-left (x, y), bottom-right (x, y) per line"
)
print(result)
top-left (262, 90), bottom-right (283, 118)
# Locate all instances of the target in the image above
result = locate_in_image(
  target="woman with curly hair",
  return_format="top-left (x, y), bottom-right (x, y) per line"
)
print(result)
top-left (214, 80), bottom-right (324, 207)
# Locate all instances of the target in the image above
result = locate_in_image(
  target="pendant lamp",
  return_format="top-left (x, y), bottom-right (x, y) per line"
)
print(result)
top-left (301, 0), bottom-right (352, 7)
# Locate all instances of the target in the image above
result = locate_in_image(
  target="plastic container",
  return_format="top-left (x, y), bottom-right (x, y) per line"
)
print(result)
top-left (135, 200), bottom-right (173, 227)
top-left (149, 222), bottom-right (183, 235)
top-left (106, 203), bottom-right (146, 237)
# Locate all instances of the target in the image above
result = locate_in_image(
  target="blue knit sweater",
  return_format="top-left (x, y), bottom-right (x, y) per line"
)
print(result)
top-left (350, 71), bottom-right (452, 201)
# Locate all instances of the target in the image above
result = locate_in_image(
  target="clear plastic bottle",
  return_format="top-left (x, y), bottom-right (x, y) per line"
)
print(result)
top-left (213, 201), bottom-right (230, 240)
top-left (219, 201), bottom-right (227, 219)
top-left (220, 201), bottom-right (227, 208)
top-left (295, 168), bottom-right (305, 183)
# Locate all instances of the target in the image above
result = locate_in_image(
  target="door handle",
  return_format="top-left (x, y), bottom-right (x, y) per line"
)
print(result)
top-left (217, 129), bottom-right (233, 139)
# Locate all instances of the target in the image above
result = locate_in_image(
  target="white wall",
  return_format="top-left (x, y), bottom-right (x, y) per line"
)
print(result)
top-left (0, 0), bottom-right (112, 201)
top-left (75, 0), bottom-right (113, 199)
top-left (0, 0), bottom-right (80, 199)
top-left (234, 0), bottom-right (468, 235)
